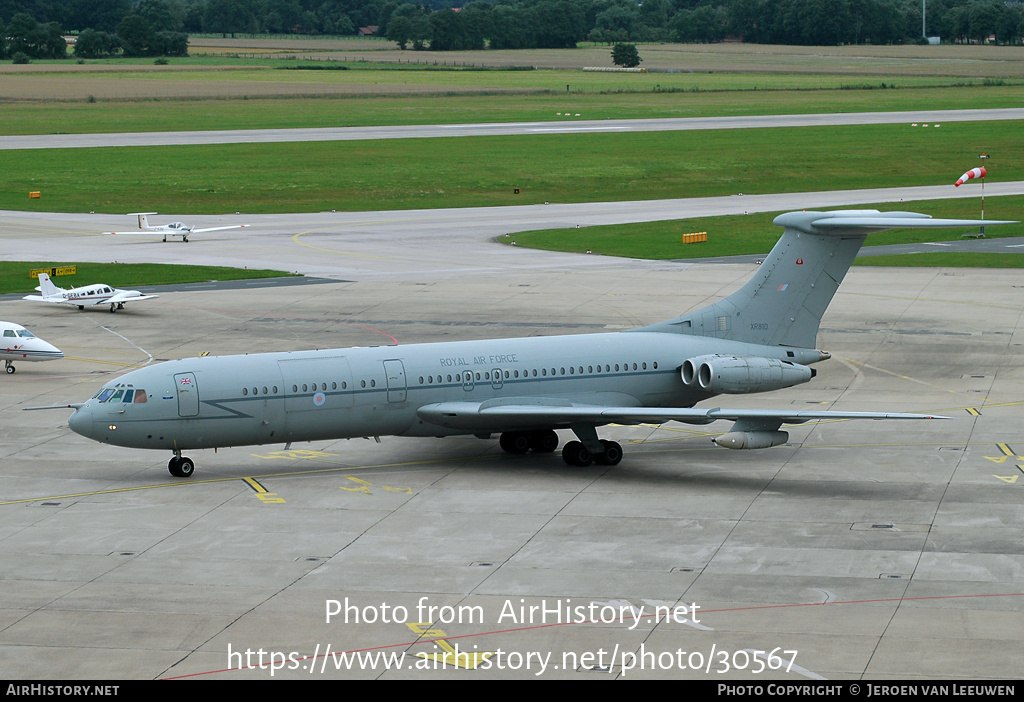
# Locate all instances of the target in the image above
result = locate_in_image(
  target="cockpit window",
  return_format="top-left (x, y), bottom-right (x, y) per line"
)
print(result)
top-left (16, 330), bottom-right (35, 338)
top-left (94, 386), bottom-right (146, 403)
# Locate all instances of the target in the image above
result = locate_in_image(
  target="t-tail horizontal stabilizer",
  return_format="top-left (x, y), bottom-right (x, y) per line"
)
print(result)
top-left (639, 210), bottom-right (1016, 350)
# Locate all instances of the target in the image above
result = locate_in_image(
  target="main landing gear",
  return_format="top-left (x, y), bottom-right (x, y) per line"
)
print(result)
top-left (497, 428), bottom-right (623, 467)
top-left (499, 429), bottom-right (559, 455)
top-left (561, 439), bottom-right (622, 467)
top-left (109, 302), bottom-right (125, 313)
top-left (168, 451), bottom-right (195, 478)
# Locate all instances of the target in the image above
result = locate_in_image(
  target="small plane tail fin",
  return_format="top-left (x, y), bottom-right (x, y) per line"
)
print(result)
top-left (637, 210), bottom-right (1015, 349)
top-left (36, 273), bottom-right (61, 299)
top-left (127, 212), bottom-right (157, 230)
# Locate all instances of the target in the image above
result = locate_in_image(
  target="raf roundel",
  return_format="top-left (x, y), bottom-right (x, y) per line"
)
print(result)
top-left (313, 392), bottom-right (326, 407)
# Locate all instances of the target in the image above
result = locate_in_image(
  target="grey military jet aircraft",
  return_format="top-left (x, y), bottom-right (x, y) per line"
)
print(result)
top-left (34, 209), bottom-right (1012, 477)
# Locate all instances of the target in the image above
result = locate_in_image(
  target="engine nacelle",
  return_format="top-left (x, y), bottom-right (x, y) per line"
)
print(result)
top-left (714, 430), bottom-right (789, 450)
top-left (681, 355), bottom-right (814, 394)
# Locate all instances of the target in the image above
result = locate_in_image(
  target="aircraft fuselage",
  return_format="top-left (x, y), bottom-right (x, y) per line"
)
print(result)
top-left (68, 331), bottom-right (821, 451)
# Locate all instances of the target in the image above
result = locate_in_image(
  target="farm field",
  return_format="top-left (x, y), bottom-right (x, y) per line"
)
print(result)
top-left (0, 40), bottom-right (1021, 134)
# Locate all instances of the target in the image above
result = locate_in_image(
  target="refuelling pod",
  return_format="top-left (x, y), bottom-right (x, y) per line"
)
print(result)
top-left (714, 430), bottom-right (789, 450)
top-left (681, 355), bottom-right (814, 394)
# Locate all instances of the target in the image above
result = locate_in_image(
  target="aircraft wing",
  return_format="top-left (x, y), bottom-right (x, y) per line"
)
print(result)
top-left (416, 400), bottom-right (946, 431)
top-left (190, 224), bottom-right (250, 233)
top-left (22, 294), bottom-right (86, 306)
top-left (105, 225), bottom-right (249, 235)
top-left (107, 292), bottom-right (158, 304)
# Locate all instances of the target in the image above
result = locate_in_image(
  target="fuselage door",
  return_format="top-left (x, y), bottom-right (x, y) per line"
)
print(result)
top-left (383, 359), bottom-right (407, 403)
top-left (174, 373), bottom-right (199, 417)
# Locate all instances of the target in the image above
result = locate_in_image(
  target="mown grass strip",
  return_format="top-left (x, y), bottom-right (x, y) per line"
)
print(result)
top-left (0, 82), bottom-right (1020, 135)
top-left (0, 261), bottom-right (295, 295)
top-left (853, 252), bottom-right (1024, 267)
top-left (3, 121), bottom-right (1020, 214)
top-left (507, 196), bottom-right (1024, 260)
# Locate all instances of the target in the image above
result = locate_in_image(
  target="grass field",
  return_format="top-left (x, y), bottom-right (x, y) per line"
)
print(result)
top-left (506, 196), bottom-right (1024, 259)
top-left (3, 120), bottom-right (1019, 214)
top-left (853, 252), bottom-right (1024, 267)
top-left (2, 40), bottom-right (1022, 268)
top-left (0, 262), bottom-right (294, 295)
top-left (0, 83), bottom-right (1021, 136)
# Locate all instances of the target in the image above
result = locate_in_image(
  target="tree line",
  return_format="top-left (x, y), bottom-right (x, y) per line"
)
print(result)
top-left (1, 0), bottom-right (1022, 60)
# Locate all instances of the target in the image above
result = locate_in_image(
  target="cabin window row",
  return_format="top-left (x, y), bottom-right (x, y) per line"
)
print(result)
top-left (417, 361), bottom-right (659, 385)
top-left (242, 380), bottom-right (356, 396)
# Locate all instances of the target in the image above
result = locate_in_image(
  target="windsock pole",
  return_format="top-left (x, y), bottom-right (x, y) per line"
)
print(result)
top-left (979, 154), bottom-right (989, 235)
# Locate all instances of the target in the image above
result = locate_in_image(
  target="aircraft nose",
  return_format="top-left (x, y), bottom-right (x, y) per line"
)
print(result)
top-left (44, 341), bottom-right (63, 359)
top-left (67, 404), bottom-right (93, 438)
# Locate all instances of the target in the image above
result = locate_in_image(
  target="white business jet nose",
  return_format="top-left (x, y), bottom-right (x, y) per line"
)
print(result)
top-left (39, 339), bottom-right (63, 359)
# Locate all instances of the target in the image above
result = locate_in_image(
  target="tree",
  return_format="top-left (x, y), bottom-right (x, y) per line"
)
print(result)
top-left (116, 14), bottom-right (156, 56)
top-left (203, 0), bottom-right (253, 37)
top-left (7, 12), bottom-right (67, 58)
top-left (74, 28), bottom-right (121, 58)
top-left (386, 14), bottom-right (412, 48)
top-left (611, 42), bottom-right (640, 68)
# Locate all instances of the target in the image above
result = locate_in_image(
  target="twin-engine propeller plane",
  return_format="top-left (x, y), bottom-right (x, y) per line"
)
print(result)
top-left (106, 212), bottom-right (250, 242)
top-left (29, 209), bottom-right (1013, 478)
top-left (2, 321), bottom-right (63, 374)
top-left (22, 273), bottom-right (158, 313)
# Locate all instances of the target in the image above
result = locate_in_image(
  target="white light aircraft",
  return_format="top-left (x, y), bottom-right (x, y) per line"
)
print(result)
top-left (2, 321), bottom-right (63, 374)
top-left (32, 209), bottom-right (1013, 478)
top-left (23, 273), bottom-right (158, 313)
top-left (106, 212), bottom-right (250, 242)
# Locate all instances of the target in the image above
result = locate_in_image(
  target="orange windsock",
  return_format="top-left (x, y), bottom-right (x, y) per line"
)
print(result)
top-left (954, 167), bottom-right (986, 187)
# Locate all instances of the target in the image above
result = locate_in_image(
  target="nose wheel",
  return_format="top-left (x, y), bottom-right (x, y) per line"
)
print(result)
top-left (5, 361), bottom-right (14, 374)
top-left (168, 454), bottom-right (195, 477)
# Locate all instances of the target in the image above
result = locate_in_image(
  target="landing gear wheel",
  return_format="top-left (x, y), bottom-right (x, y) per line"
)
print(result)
top-left (561, 440), bottom-right (593, 467)
top-left (499, 431), bottom-right (531, 454)
top-left (168, 456), bottom-right (195, 478)
top-left (529, 430), bottom-right (559, 453)
top-left (5, 363), bottom-right (14, 374)
top-left (596, 440), bottom-right (623, 466)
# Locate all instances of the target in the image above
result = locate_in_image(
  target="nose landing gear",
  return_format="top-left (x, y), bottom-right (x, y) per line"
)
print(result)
top-left (168, 452), bottom-right (195, 477)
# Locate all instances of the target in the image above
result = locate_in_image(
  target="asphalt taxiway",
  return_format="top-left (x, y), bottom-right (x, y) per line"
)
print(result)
top-left (2, 197), bottom-right (1023, 679)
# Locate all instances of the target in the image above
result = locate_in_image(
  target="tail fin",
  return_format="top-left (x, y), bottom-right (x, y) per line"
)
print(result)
top-left (36, 273), bottom-right (61, 299)
top-left (127, 212), bottom-right (157, 230)
top-left (638, 210), bottom-right (1015, 349)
